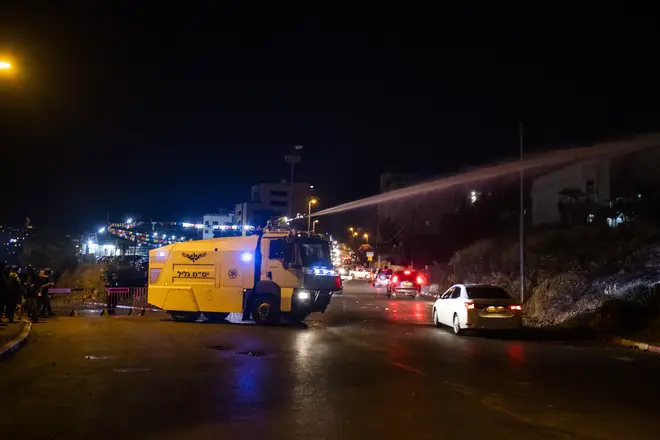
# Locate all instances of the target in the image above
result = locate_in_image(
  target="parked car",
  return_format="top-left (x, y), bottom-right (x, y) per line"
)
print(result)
top-left (349, 267), bottom-right (370, 280)
top-left (432, 284), bottom-right (522, 335)
top-left (387, 269), bottom-right (424, 298)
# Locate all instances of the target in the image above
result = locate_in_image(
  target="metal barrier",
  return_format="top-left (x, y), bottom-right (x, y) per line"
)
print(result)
top-left (50, 287), bottom-right (155, 315)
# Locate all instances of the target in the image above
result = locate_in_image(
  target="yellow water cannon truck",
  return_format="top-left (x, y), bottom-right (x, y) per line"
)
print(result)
top-left (148, 228), bottom-right (342, 324)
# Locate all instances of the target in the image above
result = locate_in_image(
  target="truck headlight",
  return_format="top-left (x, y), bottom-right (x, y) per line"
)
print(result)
top-left (297, 290), bottom-right (310, 300)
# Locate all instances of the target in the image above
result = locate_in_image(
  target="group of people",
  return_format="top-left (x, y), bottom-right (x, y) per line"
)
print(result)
top-left (0, 264), bottom-right (55, 323)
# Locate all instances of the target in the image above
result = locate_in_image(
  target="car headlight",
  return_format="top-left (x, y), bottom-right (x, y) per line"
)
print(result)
top-left (297, 290), bottom-right (310, 300)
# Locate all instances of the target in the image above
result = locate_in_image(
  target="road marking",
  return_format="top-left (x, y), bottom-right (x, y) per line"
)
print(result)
top-left (392, 361), bottom-right (428, 377)
top-left (613, 356), bottom-right (634, 362)
top-left (114, 367), bottom-right (151, 373)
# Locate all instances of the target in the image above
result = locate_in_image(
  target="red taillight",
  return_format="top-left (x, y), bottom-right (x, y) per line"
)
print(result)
top-left (335, 276), bottom-right (342, 289)
top-left (404, 270), bottom-right (411, 275)
top-left (509, 305), bottom-right (522, 311)
top-left (392, 275), bottom-right (399, 283)
top-left (416, 276), bottom-right (424, 285)
top-left (464, 302), bottom-right (475, 310)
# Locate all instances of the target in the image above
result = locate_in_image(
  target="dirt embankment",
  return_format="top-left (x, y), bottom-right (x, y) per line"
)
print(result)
top-left (428, 224), bottom-right (660, 333)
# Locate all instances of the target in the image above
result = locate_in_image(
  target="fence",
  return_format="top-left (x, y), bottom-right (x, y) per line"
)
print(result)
top-left (50, 287), bottom-right (155, 314)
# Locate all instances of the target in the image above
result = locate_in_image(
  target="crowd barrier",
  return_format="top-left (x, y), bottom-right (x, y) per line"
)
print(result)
top-left (49, 287), bottom-right (156, 316)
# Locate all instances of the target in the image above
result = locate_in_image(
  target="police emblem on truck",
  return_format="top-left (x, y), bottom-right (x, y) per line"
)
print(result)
top-left (182, 252), bottom-right (206, 263)
top-left (228, 268), bottom-right (238, 279)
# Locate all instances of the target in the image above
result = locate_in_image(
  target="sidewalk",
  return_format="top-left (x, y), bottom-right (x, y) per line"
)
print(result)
top-left (0, 321), bottom-right (27, 346)
top-left (614, 318), bottom-right (660, 354)
top-left (0, 320), bottom-right (32, 361)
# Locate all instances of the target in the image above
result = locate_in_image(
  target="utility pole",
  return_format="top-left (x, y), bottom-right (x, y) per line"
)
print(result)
top-left (519, 122), bottom-right (525, 304)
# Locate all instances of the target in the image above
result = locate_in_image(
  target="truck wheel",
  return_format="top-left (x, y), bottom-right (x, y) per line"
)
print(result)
top-left (204, 312), bottom-right (229, 322)
top-left (252, 296), bottom-right (280, 325)
top-left (169, 311), bottom-right (201, 322)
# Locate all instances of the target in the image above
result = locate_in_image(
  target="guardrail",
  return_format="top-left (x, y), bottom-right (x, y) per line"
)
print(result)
top-left (49, 287), bottom-right (154, 315)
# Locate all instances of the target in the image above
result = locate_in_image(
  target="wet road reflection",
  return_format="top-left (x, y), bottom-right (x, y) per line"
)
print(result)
top-left (1, 280), bottom-right (660, 439)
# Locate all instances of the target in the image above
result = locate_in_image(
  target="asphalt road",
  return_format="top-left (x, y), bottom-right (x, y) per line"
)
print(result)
top-left (1, 280), bottom-right (660, 440)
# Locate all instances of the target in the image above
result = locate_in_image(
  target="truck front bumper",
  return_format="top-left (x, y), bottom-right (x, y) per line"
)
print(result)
top-left (292, 289), bottom-right (336, 314)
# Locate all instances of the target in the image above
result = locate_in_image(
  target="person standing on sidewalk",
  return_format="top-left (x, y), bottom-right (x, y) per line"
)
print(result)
top-left (24, 267), bottom-right (39, 323)
top-left (5, 266), bottom-right (24, 323)
top-left (37, 270), bottom-right (55, 317)
top-left (0, 266), bottom-right (8, 322)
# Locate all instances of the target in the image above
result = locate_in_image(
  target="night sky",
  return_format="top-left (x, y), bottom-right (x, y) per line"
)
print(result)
top-left (2, 7), bottom-right (660, 231)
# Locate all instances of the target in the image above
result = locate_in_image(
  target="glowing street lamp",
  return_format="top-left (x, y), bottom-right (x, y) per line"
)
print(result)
top-left (0, 61), bottom-right (11, 69)
top-left (312, 219), bottom-right (319, 233)
top-left (308, 198), bottom-right (318, 232)
top-left (363, 233), bottom-right (369, 242)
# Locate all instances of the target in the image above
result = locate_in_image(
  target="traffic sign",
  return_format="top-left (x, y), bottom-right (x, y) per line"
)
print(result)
top-left (366, 251), bottom-right (374, 257)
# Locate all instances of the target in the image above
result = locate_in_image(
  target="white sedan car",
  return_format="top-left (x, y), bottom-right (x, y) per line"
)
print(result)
top-left (432, 284), bottom-right (522, 335)
top-left (349, 267), bottom-right (370, 280)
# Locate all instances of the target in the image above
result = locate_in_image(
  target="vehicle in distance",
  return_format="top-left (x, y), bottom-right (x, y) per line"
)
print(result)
top-left (432, 284), bottom-right (522, 335)
top-left (349, 266), bottom-right (370, 280)
top-left (372, 267), bottom-right (392, 288)
top-left (387, 269), bottom-right (424, 299)
top-left (338, 266), bottom-right (353, 280)
top-left (148, 229), bottom-right (342, 325)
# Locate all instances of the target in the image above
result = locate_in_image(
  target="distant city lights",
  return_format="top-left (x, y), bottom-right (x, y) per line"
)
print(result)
top-left (98, 227), bottom-right (105, 233)
top-left (469, 190), bottom-right (480, 205)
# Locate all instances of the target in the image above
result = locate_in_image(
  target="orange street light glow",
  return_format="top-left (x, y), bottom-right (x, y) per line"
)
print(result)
top-left (0, 61), bottom-right (11, 69)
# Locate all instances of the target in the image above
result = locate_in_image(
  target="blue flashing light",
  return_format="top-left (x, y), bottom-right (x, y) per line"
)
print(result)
top-left (241, 252), bottom-right (253, 262)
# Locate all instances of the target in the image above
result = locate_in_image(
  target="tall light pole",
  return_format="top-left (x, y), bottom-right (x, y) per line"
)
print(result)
top-left (363, 233), bottom-right (369, 243)
top-left (308, 198), bottom-right (317, 232)
top-left (519, 122), bottom-right (525, 304)
top-left (312, 220), bottom-right (319, 233)
top-left (285, 145), bottom-right (303, 217)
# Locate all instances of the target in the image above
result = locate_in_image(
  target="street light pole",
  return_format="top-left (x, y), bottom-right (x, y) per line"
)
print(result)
top-left (519, 122), bottom-right (525, 304)
top-left (312, 220), bottom-right (319, 233)
top-left (308, 198), bottom-right (317, 232)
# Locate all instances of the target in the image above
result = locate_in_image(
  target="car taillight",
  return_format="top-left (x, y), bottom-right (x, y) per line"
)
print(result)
top-left (416, 276), bottom-right (424, 285)
top-left (509, 305), bottom-right (522, 311)
top-left (392, 275), bottom-right (398, 283)
top-left (335, 276), bottom-right (342, 289)
top-left (464, 302), bottom-right (475, 310)
top-left (404, 270), bottom-right (411, 275)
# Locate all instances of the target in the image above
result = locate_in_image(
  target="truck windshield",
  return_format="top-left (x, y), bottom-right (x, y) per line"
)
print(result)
top-left (298, 241), bottom-right (332, 268)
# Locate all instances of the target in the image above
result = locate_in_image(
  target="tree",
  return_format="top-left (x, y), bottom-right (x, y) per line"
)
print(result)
top-left (557, 188), bottom-right (589, 226)
top-left (18, 230), bottom-right (78, 273)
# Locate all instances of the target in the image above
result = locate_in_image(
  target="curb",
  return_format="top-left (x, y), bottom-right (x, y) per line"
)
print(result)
top-left (613, 337), bottom-right (660, 354)
top-left (0, 320), bottom-right (33, 362)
